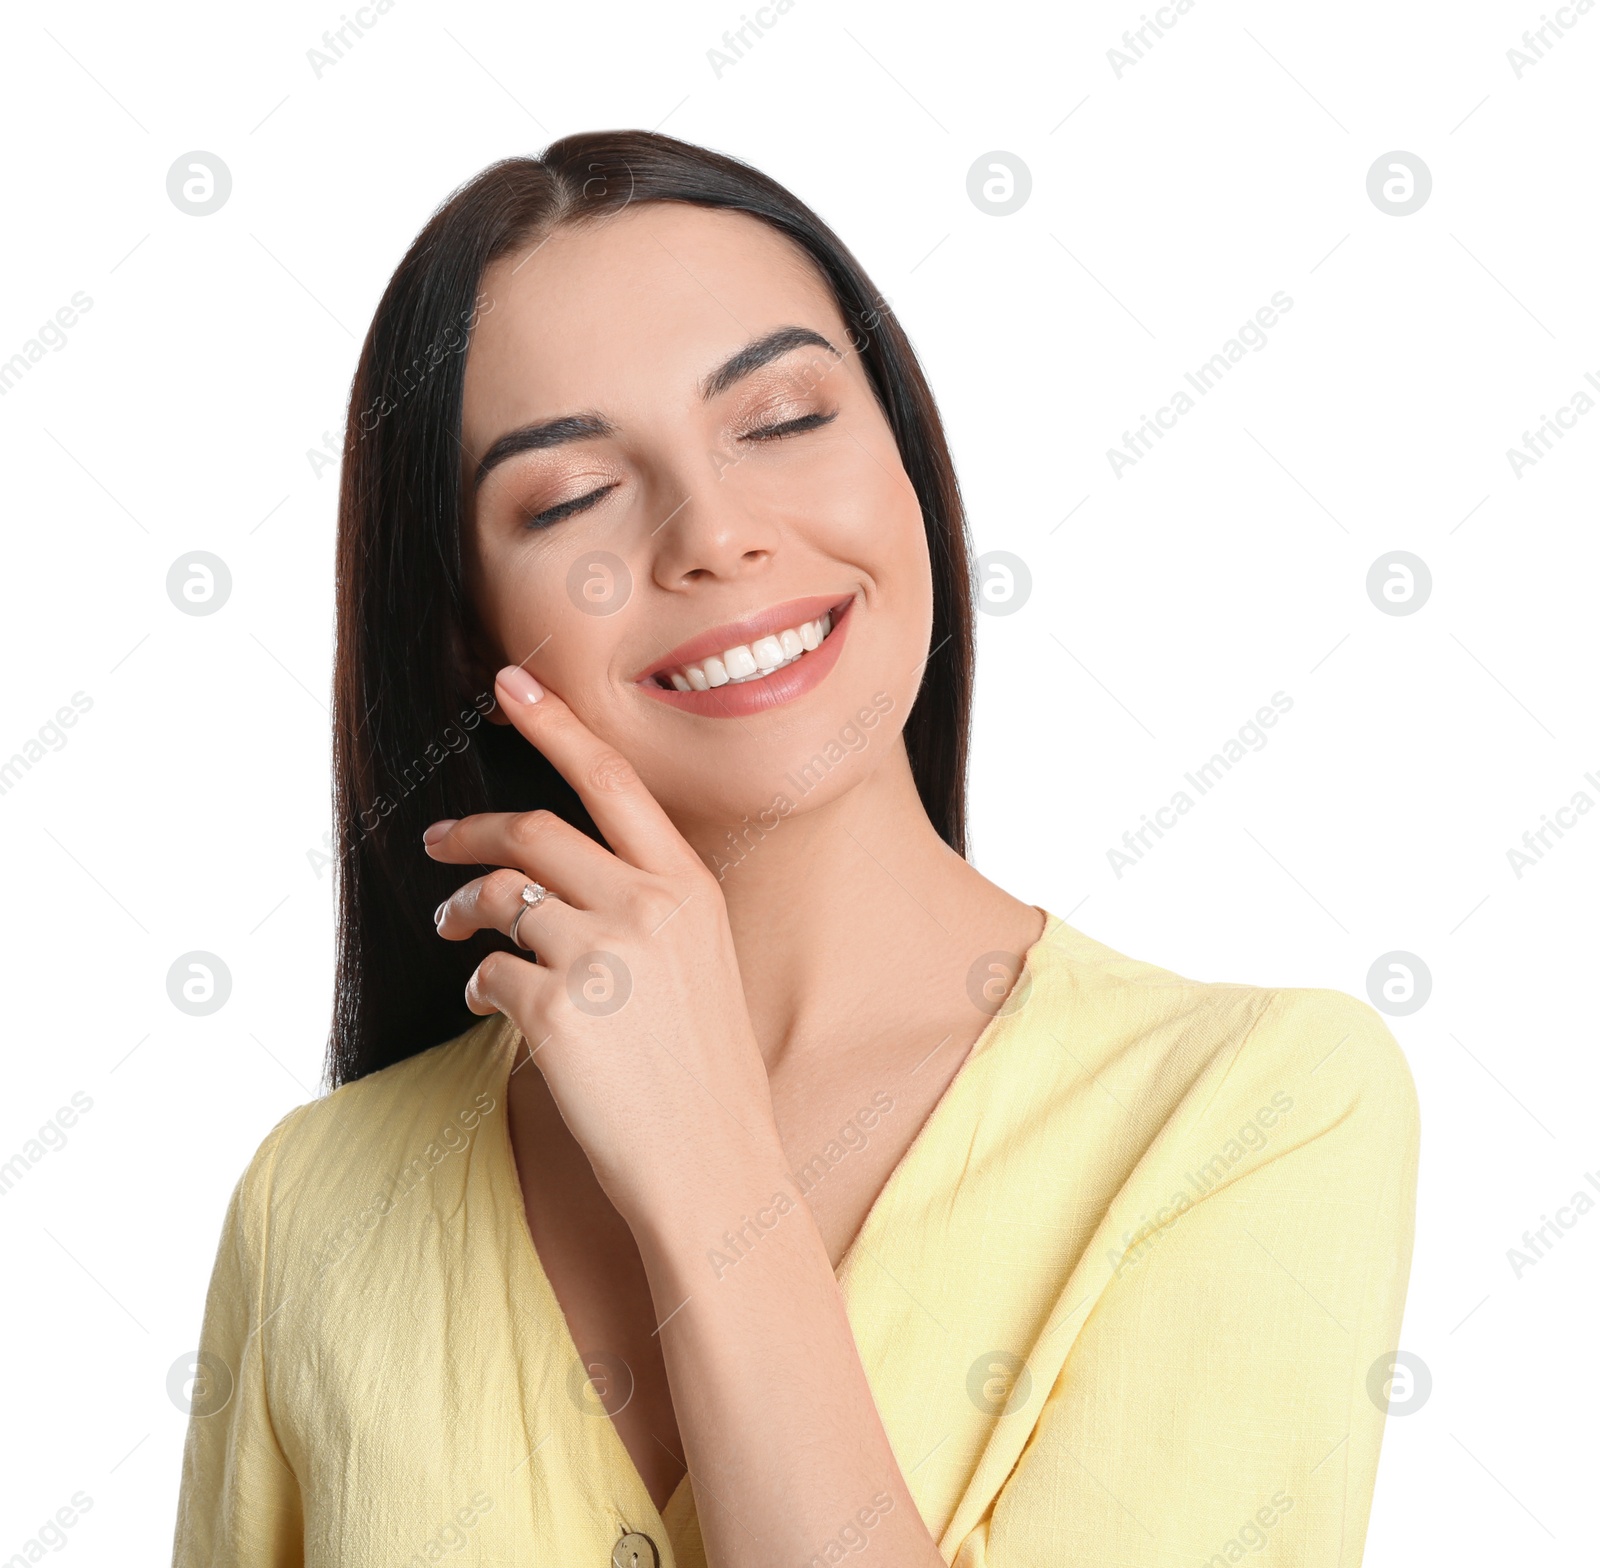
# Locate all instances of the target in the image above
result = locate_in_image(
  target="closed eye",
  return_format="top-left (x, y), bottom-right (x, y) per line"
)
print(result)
top-left (521, 411), bottom-right (838, 529)
top-left (740, 410), bottom-right (839, 441)
top-left (523, 482), bottom-right (619, 530)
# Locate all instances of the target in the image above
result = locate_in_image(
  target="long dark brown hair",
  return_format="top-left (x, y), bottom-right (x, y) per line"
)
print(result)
top-left (327, 130), bottom-right (976, 1088)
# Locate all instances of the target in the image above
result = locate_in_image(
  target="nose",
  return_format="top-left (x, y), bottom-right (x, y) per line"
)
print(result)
top-left (647, 468), bottom-right (781, 591)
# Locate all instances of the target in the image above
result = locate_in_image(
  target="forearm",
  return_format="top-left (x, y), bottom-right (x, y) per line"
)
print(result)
top-left (633, 1150), bottom-right (945, 1568)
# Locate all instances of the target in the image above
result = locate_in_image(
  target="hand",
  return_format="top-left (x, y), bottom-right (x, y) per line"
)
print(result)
top-left (425, 665), bottom-right (785, 1231)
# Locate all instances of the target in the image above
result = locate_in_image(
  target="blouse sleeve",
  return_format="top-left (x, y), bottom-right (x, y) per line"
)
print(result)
top-left (954, 988), bottom-right (1421, 1568)
top-left (171, 1116), bottom-right (305, 1568)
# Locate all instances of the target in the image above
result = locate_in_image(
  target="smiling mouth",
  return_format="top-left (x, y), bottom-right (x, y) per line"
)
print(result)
top-left (645, 602), bottom-right (847, 692)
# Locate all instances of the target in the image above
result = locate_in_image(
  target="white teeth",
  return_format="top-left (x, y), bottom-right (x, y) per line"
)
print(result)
top-left (656, 610), bottom-right (840, 692)
top-left (727, 656), bottom-right (799, 684)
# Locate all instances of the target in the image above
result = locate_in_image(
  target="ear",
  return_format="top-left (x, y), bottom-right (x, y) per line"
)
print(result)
top-left (449, 611), bottom-right (514, 727)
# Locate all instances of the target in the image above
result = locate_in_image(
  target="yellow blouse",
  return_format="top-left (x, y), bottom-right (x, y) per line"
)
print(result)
top-left (171, 911), bottom-right (1420, 1567)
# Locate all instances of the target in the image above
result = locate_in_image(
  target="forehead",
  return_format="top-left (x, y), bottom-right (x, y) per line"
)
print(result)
top-left (463, 203), bottom-right (845, 435)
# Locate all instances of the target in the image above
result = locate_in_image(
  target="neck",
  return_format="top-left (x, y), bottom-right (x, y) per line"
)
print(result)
top-left (675, 740), bottom-right (1042, 1072)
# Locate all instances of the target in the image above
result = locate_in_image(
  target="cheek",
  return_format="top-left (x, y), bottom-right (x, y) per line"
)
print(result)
top-left (856, 475), bottom-right (934, 639)
top-left (472, 536), bottom-right (625, 695)
top-left (558, 542), bottom-right (636, 623)
top-left (809, 455), bottom-right (928, 596)
top-left (789, 453), bottom-right (933, 706)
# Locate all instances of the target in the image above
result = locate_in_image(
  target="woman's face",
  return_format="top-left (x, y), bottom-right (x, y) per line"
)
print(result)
top-left (459, 200), bottom-right (933, 836)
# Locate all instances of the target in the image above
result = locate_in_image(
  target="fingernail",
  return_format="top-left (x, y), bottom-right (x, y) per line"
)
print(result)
top-left (433, 901), bottom-right (447, 928)
top-left (423, 819), bottom-right (458, 845)
top-left (498, 664), bottom-right (544, 704)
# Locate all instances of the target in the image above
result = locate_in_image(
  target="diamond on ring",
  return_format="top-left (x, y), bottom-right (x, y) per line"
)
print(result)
top-left (509, 882), bottom-right (549, 950)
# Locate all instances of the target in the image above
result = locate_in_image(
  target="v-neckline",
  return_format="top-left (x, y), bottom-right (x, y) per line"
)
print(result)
top-left (486, 907), bottom-right (1056, 1539)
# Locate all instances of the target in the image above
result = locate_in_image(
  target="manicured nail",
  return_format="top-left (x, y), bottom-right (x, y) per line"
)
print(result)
top-left (498, 664), bottom-right (544, 704)
top-left (433, 901), bottom-right (447, 928)
top-left (423, 819), bottom-right (458, 845)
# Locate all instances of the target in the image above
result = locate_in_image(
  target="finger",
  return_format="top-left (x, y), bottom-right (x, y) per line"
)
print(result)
top-left (435, 868), bottom-right (586, 961)
top-left (492, 665), bottom-right (693, 875)
top-left (465, 945), bottom-right (552, 1021)
top-left (424, 806), bottom-right (636, 909)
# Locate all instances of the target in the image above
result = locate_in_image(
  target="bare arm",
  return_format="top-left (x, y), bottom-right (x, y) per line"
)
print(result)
top-left (632, 1143), bottom-right (944, 1568)
top-left (428, 667), bottom-right (941, 1568)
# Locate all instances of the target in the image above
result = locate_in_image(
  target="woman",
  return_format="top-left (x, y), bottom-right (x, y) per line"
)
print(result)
top-left (173, 131), bottom-right (1420, 1568)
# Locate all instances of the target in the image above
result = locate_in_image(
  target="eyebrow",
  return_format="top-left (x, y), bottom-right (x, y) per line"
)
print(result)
top-left (472, 324), bottom-right (842, 490)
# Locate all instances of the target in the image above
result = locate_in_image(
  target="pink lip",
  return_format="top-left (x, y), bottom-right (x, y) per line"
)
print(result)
top-left (636, 593), bottom-right (857, 718)
top-left (632, 592), bottom-right (855, 685)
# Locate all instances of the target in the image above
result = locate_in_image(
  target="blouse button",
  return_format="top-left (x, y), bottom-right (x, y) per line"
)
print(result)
top-left (613, 1531), bottom-right (659, 1568)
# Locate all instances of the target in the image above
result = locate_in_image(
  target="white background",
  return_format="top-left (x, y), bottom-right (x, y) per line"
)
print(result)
top-left (1, 0), bottom-right (1595, 1561)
